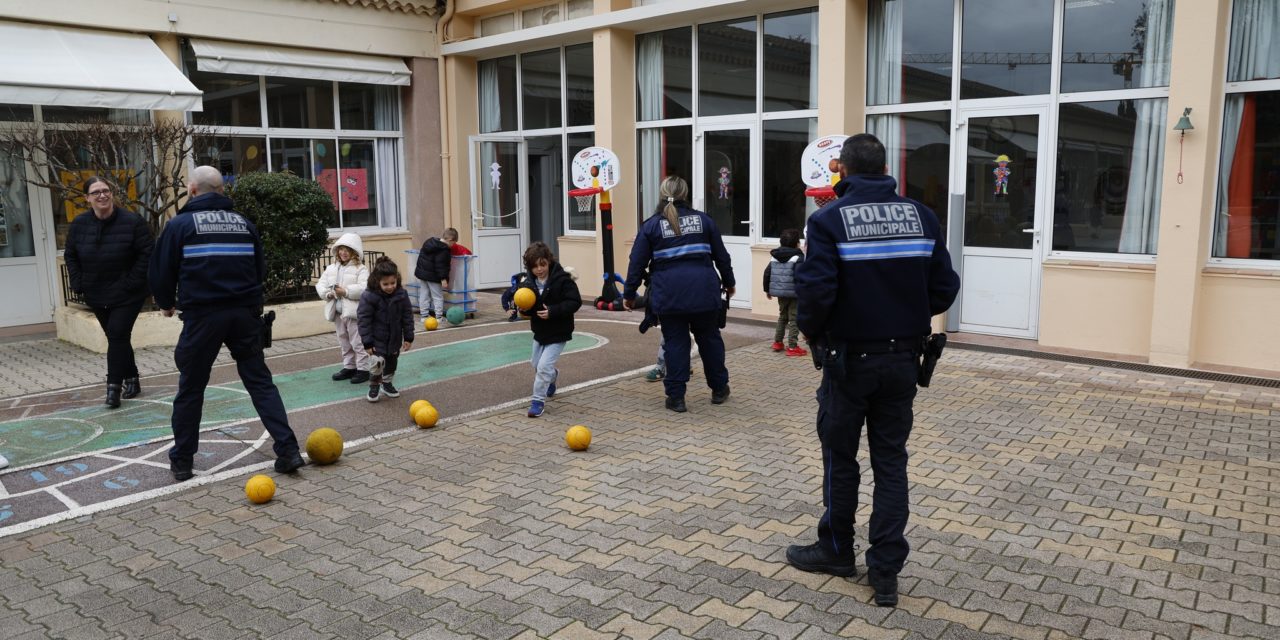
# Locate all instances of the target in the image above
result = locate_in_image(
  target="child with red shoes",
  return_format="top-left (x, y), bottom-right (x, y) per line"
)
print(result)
top-left (764, 228), bottom-right (807, 357)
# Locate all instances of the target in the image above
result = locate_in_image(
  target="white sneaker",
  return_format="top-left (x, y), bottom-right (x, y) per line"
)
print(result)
top-left (0, 452), bottom-right (9, 469)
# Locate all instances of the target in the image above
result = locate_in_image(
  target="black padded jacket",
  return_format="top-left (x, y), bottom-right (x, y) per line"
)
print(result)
top-left (64, 207), bottom-right (154, 309)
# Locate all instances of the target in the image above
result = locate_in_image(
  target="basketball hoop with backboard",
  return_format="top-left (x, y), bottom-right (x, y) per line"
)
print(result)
top-left (567, 146), bottom-right (628, 310)
top-left (801, 134), bottom-right (848, 208)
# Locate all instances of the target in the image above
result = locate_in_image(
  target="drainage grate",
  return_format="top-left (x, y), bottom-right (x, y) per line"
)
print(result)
top-left (951, 342), bottom-right (1280, 389)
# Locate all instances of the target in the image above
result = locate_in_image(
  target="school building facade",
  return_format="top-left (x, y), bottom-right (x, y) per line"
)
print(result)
top-left (440, 0), bottom-right (1279, 375)
top-left (0, 1), bottom-right (1276, 376)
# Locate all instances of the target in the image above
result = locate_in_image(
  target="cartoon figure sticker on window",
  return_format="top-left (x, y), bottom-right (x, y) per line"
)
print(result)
top-left (993, 155), bottom-right (1011, 197)
top-left (717, 166), bottom-right (732, 200)
top-left (490, 162), bottom-right (502, 191)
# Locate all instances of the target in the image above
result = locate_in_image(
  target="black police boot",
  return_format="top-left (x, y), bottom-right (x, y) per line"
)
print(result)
top-left (122, 377), bottom-right (141, 399)
top-left (275, 453), bottom-right (305, 474)
top-left (785, 542), bottom-right (857, 577)
top-left (868, 568), bottom-right (899, 607)
top-left (170, 459), bottom-right (194, 482)
top-left (105, 383), bottom-right (122, 409)
top-left (711, 386), bottom-right (730, 405)
top-left (332, 368), bottom-right (356, 381)
top-left (350, 370), bottom-right (371, 384)
top-left (665, 396), bottom-right (687, 413)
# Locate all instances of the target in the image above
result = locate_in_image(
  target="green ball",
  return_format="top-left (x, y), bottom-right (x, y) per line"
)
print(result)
top-left (445, 306), bottom-right (465, 325)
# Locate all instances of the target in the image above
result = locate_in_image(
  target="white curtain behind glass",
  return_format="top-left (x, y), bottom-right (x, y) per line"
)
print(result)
top-left (867, 0), bottom-right (903, 105)
top-left (867, 115), bottom-right (903, 195)
top-left (479, 60), bottom-right (500, 133)
top-left (1117, 0), bottom-right (1172, 254)
top-left (373, 87), bottom-right (401, 227)
top-left (1227, 0), bottom-right (1280, 82)
top-left (637, 33), bottom-right (664, 219)
top-left (1214, 96), bottom-right (1245, 255)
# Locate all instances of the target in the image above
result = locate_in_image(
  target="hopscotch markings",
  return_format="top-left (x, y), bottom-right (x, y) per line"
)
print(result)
top-left (94, 454), bottom-right (172, 469)
top-left (47, 487), bottom-right (80, 509)
top-left (207, 432), bottom-right (271, 475)
top-left (0, 348), bottom-right (652, 539)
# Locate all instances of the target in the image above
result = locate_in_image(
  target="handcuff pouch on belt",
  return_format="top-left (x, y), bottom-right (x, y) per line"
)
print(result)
top-left (261, 310), bottom-right (277, 350)
top-left (917, 333), bottom-right (947, 387)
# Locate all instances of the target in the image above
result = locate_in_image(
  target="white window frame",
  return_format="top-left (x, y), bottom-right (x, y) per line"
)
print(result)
top-left (477, 44), bottom-right (597, 237)
top-left (1208, 73), bottom-right (1280, 269)
top-left (479, 0), bottom-right (594, 36)
top-left (188, 75), bottom-right (407, 234)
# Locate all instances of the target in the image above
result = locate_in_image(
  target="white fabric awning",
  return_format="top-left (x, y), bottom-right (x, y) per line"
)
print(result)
top-left (0, 21), bottom-right (202, 112)
top-left (191, 39), bottom-right (411, 86)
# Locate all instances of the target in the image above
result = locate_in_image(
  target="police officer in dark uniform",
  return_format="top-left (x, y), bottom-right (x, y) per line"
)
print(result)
top-left (623, 175), bottom-right (735, 413)
top-left (788, 134), bottom-right (960, 606)
top-left (149, 166), bottom-right (304, 482)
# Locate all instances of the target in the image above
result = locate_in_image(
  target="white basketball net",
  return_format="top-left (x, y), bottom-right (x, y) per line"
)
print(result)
top-left (573, 193), bottom-right (596, 213)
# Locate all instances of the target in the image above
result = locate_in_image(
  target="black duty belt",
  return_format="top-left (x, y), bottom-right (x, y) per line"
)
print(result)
top-left (845, 337), bottom-right (921, 355)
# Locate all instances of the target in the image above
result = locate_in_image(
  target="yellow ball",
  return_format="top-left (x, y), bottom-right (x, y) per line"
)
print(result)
top-left (409, 399), bottom-right (431, 422)
top-left (414, 403), bottom-right (439, 428)
top-left (565, 425), bottom-right (592, 451)
top-left (305, 428), bottom-right (343, 465)
top-left (245, 474), bottom-right (276, 504)
top-left (513, 287), bottom-right (536, 311)
top-left (424, 316), bottom-right (439, 331)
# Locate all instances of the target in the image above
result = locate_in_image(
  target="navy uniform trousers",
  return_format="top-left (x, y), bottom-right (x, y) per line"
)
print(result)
top-left (169, 306), bottom-right (299, 465)
top-left (658, 310), bottom-right (728, 400)
top-left (816, 349), bottom-right (918, 573)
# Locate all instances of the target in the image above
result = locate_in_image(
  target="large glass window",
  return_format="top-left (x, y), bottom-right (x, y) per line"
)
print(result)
top-left (698, 19), bottom-right (757, 116)
top-left (567, 132), bottom-right (595, 232)
top-left (0, 145), bottom-right (36, 259)
top-left (339, 83), bottom-right (400, 131)
top-left (1061, 0), bottom-right (1174, 93)
top-left (265, 77), bottom-right (335, 129)
top-left (565, 44), bottom-right (594, 127)
top-left (762, 118), bottom-right (817, 238)
top-left (763, 9), bottom-right (818, 112)
top-left (867, 0), bottom-right (954, 105)
top-left (1054, 100), bottom-right (1167, 254)
top-left (479, 56), bottom-right (518, 133)
top-left (193, 136), bottom-right (267, 186)
top-left (0, 104), bottom-right (34, 122)
top-left (960, 0), bottom-right (1054, 99)
top-left (1214, 1), bottom-right (1280, 261)
top-left (188, 71), bottom-right (261, 127)
top-left (637, 126), bottom-right (692, 223)
top-left (636, 28), bottom-right (692, 121)
top-left (1216, 91), bottom-right (1280, 260)
top-left (522, 49), bottom-right (562, 130)
top-left (867, 111), bottom-right (952, 236)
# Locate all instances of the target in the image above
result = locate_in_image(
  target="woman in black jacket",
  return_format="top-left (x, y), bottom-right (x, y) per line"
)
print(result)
top-left (64, 177), bottom-right (154, 408)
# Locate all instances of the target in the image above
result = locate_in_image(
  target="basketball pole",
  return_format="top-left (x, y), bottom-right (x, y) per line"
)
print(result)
top-left (596, 188), bottom-right (625, 309)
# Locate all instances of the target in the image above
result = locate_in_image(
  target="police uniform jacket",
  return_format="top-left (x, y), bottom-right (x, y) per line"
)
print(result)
top-left (795, 175), bottom-right (960, 342)
top-left (623, 205), bottom-right (735, 316)
top-left (64, 206), bottom-right (154, 308)
top-left (517, 261), bottom-right (581, 345)
top-left (149, 193), bottom-right (265, 312)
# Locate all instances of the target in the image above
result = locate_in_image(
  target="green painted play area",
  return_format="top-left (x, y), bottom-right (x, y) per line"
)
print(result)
top-left (0, 331), bottom-right (600, 469)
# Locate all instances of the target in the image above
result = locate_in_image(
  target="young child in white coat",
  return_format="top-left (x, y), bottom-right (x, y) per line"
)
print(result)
top-left (316, 232), bottom-right (371, 384)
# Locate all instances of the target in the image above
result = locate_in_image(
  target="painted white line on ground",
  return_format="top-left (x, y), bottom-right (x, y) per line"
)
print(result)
top-left (208, 432), bottom-right (270, 474)
top-left (46, 487), bottom-right (80, 509)
top-left (94, 454), bottom-right (172, 469)
top-left (0, 353), bottom-right (658, 539)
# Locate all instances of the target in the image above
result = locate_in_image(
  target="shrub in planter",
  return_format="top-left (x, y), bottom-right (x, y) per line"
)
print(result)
top-left (228, 171), bottom-right (333, 300)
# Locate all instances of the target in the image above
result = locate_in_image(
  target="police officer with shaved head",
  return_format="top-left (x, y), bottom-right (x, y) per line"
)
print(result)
top-left (149, 166), bottom-right (304, 482)
top-left (788, 134), bottom-right (960, 606)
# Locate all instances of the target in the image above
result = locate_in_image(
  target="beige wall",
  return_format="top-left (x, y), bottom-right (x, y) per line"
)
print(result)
top-left (0, 0), bottom-right (438, 58)
top-left (589, 27), bottom-right (638, 286)
top-left (1195, 272), bottom-right (1280, 371)
top-left (1039, 264), bottom-right (1155, 358)
top-left (403, 57), bottom-right (446, 246)
top-left (440, 55), bottom-right (479, 250)
top-left (817, 0), bottom-right (866, 136)
top-left (1146, 0), bottom-right (1231, 368)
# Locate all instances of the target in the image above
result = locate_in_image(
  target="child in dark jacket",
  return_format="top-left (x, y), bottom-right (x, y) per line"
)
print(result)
top-left (516, 242), bottom-right (581, 418)
top-left (764, 228), bottom-right (806, 356)
top-left (358, 257), bottom-right (415, 402)
top-left (414, 228), bottom-right (459, 321)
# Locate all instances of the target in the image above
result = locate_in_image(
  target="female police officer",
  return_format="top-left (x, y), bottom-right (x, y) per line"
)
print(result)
top-left (623, 176), bottom-right (735, 413)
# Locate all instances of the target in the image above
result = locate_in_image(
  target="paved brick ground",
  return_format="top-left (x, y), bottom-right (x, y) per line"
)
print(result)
top-left (1, 343), bottom-right (1277, 639)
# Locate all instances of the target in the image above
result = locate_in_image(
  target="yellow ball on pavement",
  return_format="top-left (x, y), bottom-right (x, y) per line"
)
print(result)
top-left (565, 425), bottom-right (592, 451)
top-left (245, 474), bottom-right (276, 504)
top-left (414, 404), bottom-right (439, 428)
top-left (305, 428), bottom-right (343, 465)
top-left (424, 316), bottom-right (438, 331)
top-left (409, 399), bottom-right (430, 422)
top-left (513, 287), bottom-right (536, 311)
